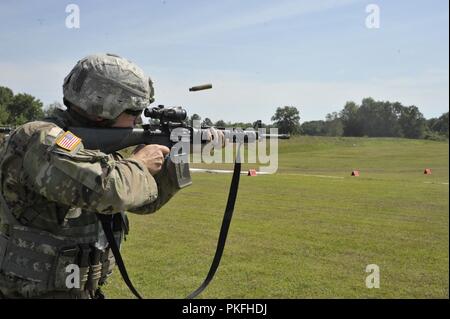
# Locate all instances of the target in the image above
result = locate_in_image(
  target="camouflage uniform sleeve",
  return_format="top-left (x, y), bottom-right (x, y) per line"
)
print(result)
top-left (21, 124), bottom-right (177, 214)
top-left (127, 158), bottom-right (180, 215)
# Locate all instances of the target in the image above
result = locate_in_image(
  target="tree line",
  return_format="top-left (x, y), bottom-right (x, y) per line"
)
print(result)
top-left (0, 86), bottom-right (62, 126)
top-left (185, 106), bottom-right (300, 134)
top-left (1, 85), bottom-right (448, 140)
top-left (300, 98), bottom-right (448, 141)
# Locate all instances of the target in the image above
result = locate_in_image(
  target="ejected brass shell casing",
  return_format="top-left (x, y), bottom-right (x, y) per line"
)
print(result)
top-left (189, 84), bottom-right (213, 91)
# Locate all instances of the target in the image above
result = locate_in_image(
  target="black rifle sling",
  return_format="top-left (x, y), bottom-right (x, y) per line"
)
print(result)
top-left (97, 213), bottom-right (143, 299)
top-left (186, 144), bottom-right (242, 299)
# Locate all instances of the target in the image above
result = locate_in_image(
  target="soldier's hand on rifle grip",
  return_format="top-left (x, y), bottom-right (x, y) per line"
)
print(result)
top-left (130, 144), bottom-right (170, 176)
top-left (205, 127), bottom-right (226, 148)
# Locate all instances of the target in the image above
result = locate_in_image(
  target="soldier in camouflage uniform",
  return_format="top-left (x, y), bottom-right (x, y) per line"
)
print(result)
top-left (0, 54), bottom-right (183, 298)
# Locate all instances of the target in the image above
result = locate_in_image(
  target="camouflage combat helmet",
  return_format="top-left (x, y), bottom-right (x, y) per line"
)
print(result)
top-left (63, 53), bottom-right (154, 120)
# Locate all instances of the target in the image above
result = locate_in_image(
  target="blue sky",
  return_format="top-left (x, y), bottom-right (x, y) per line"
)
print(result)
top-left (0, 0), bottom-right (448, 123)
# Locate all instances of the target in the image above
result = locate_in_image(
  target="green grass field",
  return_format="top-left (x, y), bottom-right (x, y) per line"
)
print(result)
top-left (105, 136), bottom-right (449, 298)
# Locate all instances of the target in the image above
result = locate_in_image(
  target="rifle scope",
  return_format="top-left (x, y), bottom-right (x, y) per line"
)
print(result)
top-left (144, 105), bottom-right (187, 123)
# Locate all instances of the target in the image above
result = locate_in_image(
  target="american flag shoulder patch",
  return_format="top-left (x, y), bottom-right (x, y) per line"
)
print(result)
top-left (55, 131), bottom-right (82, 152)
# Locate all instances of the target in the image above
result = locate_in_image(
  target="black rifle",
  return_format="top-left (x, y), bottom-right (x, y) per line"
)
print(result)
top-left (67, 105), bottom-right (280, 154)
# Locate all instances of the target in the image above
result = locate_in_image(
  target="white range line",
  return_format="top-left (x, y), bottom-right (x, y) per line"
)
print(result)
top-left (189, 168), bottom-right (271, 175)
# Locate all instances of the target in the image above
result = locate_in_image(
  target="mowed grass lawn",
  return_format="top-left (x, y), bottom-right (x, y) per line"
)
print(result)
top-left (105, 136), bottom-right (449, 298)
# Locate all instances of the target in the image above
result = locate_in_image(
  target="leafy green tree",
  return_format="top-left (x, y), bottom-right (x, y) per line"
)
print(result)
top-left (426, 118), bottom-right (438, 131)
top-left (337, 98), bottom-right (432, 139)
top-left (0, 104), bottom-right (9, 125)
top-left (201, 117), bottom-right (213, 127)
top-left (6, 93), bottom-right (44, 125)
top-left (0, 86), bottom-right (14, 125)
top-left (252, 120), bottom-right (267, 129)
top-left (358, 98), bottom-right (401, 137)
top-left (433, 112), bottom-right (449, 137)
top-left (271, 106), bottom-right (301, 134)
top-left (398, 105), bottom-right (426, 139)
top-left (324, 112), bottom-right (344, 136)
top-left (214, 120), bottom-right (227, 127)
top-left (340, 101), bottom-right (363, 136)
top-left (0, 86), bottom-right (13, 107)
top-left (300, 120), bottom-right (326, 136)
